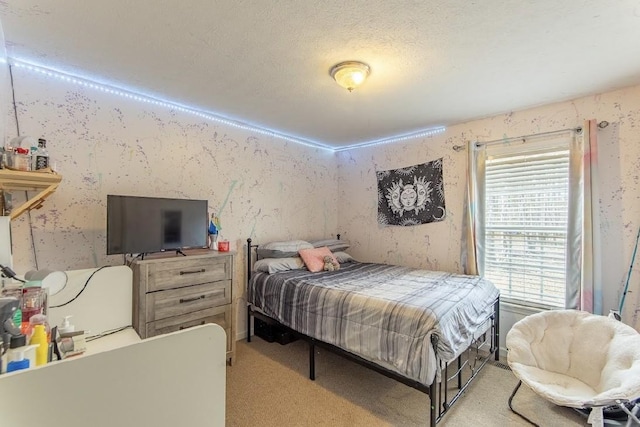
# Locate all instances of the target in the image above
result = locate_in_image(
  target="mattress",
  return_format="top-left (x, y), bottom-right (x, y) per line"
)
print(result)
top-left (248, 261), bottom-right (499, 386)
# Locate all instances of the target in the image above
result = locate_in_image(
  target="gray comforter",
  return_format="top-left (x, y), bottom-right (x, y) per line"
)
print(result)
top-left (248, 261), bottom-right (499, 386)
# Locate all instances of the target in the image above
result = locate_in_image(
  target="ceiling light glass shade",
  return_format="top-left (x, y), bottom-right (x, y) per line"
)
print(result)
top-left (330, 61), bottom-right (370, 92)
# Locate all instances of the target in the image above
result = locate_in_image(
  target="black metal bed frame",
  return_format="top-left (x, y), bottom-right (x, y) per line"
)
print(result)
top-left (245, 237), bottom-right (500, 426)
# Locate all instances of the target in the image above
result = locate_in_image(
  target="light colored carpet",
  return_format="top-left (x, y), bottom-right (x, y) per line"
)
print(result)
top-left (226, 338), bottom-right (587, 426)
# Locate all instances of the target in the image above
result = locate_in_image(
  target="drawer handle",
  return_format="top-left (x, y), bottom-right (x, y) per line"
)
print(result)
top-left (180, 320), bottom-right (207, 330)
top-left (179, 295), bottom-right (206, 303)
top-left (180, 268), bottom-right (205, 275)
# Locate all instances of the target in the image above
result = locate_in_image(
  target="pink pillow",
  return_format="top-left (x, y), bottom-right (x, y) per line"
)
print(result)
top-left (298, 247), bottom-right (338, 273)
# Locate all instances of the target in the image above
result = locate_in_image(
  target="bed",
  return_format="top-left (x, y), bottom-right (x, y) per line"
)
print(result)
top-left (245, 237), bottom-right (500, 426)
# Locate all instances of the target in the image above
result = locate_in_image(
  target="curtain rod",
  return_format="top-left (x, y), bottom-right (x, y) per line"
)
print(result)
top-left (451, 121), bottom-right (609, 152)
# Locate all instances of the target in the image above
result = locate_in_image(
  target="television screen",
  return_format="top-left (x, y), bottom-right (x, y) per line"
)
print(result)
top-left (107, 195), bottom-right (208, 255)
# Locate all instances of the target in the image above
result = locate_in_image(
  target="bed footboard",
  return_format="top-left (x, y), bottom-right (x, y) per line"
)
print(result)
top-left (430, 297), bottom-right (500, 424)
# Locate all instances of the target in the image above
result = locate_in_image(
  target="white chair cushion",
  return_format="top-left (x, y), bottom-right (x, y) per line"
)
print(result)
top-left (507, 309), bottom-right (640, 408)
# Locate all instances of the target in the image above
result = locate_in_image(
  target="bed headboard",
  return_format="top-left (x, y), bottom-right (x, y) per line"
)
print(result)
top-left (246, 238), bottom-right (259, 285)
top-left (245, 234), bottom-right (342, 285)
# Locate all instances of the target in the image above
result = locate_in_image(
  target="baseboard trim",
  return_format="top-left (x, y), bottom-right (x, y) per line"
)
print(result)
top-left (236, 329), bottom-right (249, 342)
top-left (500, 301), bottom-right (545, 317)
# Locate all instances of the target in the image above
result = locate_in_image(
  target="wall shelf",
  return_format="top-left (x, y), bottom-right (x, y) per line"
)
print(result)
top-left (0, 169), bottom-right (62, 219)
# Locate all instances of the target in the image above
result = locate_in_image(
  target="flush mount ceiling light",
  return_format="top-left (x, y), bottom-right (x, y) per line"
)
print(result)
top-left (329, 61), bottom-right (370, 92)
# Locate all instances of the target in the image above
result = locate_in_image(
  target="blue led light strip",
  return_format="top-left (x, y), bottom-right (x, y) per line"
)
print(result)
top-left (333, 127), bottom-right (446, 152)
top-left (9, 58), bottom-right (446, 152)
top-left (9, 58), bottom-right (334, 151)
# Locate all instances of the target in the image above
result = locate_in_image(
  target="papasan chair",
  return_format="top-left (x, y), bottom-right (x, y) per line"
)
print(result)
top-left (506, 309), bottom-right (640, 426)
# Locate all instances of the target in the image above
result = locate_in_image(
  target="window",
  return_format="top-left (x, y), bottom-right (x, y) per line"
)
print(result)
top-left (482, 138), bottom-right (570, 308)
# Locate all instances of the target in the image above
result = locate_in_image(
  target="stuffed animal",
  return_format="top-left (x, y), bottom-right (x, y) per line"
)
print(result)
top-left (323, 255), bottom-right (340, 271)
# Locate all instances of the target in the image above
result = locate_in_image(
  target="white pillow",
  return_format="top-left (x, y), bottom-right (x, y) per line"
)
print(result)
top-left (332, 252), bottom-right (355, 263)
top-left (254, 257), bottom-right (305, 274)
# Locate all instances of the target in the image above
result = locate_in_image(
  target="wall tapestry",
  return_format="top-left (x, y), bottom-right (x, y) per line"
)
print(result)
top-left (377, 158), bottom-right (446, 226)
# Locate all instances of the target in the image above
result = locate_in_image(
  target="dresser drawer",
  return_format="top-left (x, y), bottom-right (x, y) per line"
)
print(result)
top-left (146, 305), bottom-right (232, 350)
top-left (146, 256), bottom-right (231, 292)
top-left (146, 280), bottom-right (231, 322)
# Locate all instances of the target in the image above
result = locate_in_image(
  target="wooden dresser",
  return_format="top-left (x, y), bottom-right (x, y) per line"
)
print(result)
top-left (131, 250), bottom-right (235, 364)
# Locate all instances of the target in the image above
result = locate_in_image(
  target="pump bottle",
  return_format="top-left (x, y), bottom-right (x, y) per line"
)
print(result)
top-left (58, 315), bottom-right (75, 334)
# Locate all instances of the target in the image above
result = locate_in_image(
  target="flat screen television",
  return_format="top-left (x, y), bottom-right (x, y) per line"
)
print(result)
top-left (106, 195), bottom-right (208, 255)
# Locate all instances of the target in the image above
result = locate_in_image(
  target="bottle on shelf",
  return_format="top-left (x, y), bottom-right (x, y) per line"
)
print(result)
top-left (12, 147), bottom-right (32, 171)
top-left (29, 144), bottom-right (38, 167)
top-left (32, 138), bottom-right (50, 171)
top-left (0, 145), bottom-right (7, 169)
top-left (208, 213), bottom-right (220, 250)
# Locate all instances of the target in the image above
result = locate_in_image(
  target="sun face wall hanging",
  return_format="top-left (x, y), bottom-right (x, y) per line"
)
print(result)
top-left (376, 158), bottom-right (446, 226)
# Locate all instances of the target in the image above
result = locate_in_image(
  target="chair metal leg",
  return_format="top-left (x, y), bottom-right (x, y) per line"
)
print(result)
top-left (620, 399), bottom-right (640, 426)
top-left (508, 380), bottom-right (540, 427)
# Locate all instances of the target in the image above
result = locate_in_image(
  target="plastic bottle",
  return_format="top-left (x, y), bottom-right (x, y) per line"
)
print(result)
top-left (5, 344), bottom-right (38, 373)
top-left (58, 316), bottom-right (75, 334)
top-left (12, 306), bottom-right (22, 330)
top-left (33, 138), bottom-right (49, 170)
top-left (7, 334), bottom-right (36, 370)
top-left (27, 313), bottom-right (50, 342)
top-left (29, 144), bottom-right (38, 170)
top-left (29, 325), bottom-right (48, 366)
top-left (6, 349), bottom-right (29, 373)
top-left (208, 214), bottom-right (219, 250)
top-left (12, 147), bottom-right (31, 171)
top-left (21, 284), bottom-right (46, 332)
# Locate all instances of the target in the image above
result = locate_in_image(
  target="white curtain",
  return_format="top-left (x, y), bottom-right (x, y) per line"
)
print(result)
top-left (566, 119), bottom-right (602, 313)
top-left (461, 140), bottom-right (485, 276)
top-left (462, 120), bottom-right (602, 312)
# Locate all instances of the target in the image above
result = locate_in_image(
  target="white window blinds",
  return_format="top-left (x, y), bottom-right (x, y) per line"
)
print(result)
top-left (483, 140), bottom-right (570, 308)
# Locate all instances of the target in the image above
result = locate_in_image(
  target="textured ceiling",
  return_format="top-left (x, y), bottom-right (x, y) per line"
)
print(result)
top-left (1, 1), bottom-right (640, 148)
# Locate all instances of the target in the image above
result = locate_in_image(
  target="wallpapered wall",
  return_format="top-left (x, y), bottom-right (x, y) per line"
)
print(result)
top-left (338, 84), bottom-right (640, 330)
top-left (7, 67), bottom-right (338, 337)
top-left (6, 66), bottom-right (640, 334)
